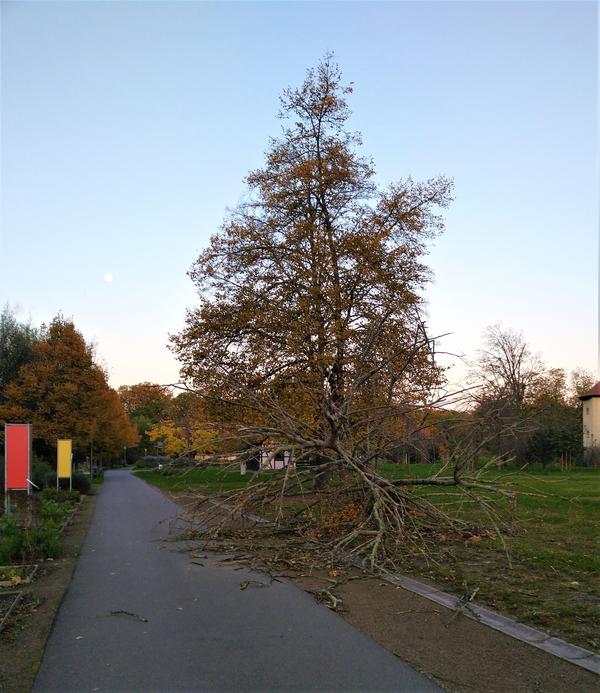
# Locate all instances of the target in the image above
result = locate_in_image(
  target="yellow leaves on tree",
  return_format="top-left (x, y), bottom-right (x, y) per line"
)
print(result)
top-left (147, 419), bottom-right (213, 458)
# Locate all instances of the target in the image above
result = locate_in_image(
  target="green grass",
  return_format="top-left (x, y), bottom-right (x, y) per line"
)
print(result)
top-left (137, 462), bottom-right (600, 650)
top-left (135, 466), bottom-right (261, 494)
top-left (381, 464), bottom-right (600, 651)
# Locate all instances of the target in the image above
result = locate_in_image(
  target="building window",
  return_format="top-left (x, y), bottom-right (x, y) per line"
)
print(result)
top-left (587, 407), bottom-right (590, 414)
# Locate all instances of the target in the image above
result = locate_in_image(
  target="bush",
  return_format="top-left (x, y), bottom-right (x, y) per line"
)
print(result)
top-left (32, 456), bottom-right (54, 490)
top-left (39, 498), bottom-right (70, 524)
top-left (0, 496), bottom-right (74, 564)
top-left (159, 466), bottom-right (179, 476)
top-left (0, 512), bottom-right (64, 563)
top-left (44, 471), bottom-right (91, 495)
top-left (134, 456), bottom-right (171, 470)
top-left (41, 487), bottom-right (80, 504)
top-left (72, 472), bottom-right (91, 495)
top-left (0, 515), bottom-right (25, 564)
top-left (0, 455), bottom-right (55, 491)
top-left (25, 520), bottom-right (61, 560)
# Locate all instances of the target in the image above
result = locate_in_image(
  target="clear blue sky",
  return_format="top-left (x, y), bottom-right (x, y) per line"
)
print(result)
top-left (1, 1), bottom-right (597, 388)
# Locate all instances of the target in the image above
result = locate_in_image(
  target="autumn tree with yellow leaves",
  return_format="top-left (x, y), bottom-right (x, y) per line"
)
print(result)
top-left (145, 392), bottom-right (215, 458)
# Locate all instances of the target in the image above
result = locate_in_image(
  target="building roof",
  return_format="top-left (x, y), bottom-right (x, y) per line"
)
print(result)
top-left (579, 382), bottom-right (600, 401)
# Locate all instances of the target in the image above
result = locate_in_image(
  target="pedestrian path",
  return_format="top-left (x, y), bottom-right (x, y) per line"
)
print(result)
top-left (34, 469), bottom-right (439, 692)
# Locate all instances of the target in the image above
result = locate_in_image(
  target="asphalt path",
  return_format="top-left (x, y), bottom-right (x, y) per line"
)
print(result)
top-left (34, 469), bottom-right (440, 692)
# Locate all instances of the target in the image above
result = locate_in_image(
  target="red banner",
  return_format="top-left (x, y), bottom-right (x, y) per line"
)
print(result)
top-left (5, 424), bottom-right (31, 491)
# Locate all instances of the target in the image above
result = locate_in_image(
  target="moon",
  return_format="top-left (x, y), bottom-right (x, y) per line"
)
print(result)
top-left (104, 273), bottom-right (114, 283)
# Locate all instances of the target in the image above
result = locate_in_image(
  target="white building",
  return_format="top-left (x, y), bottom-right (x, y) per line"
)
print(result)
top-left (579, 382), bottom-right (600, 449)
top-left (260, 448), bottom-right (294, 470)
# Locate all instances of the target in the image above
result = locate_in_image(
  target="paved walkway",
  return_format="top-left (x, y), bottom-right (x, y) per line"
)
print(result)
top-left (35, 469), bottom-right (439, 692)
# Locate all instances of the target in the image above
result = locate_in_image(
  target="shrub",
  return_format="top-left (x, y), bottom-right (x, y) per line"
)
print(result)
top-left (44, 471), bottom-right (90, 494)
top-left (0, 501), bottom-right (70, 564)
top-left (32, 456), bottom-right (54, 490)
top-left (72, 472), bottom-right (91, 495)
top-left (134, 460), bottom-right (152, 470)
top-left (0, 515), bottom-right (25, 564)
top-left (41, 487), bottom-right (80, 504)
top-left (159, 466), bottom-right (179, 476)
top-left (134, 456), bottom-right (170, 470)
top-left (39, 499), bottom-right (70, 524)
top-left (25, 520), bottom-right (61, 560)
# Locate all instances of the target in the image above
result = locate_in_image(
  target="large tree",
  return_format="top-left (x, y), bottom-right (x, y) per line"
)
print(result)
top-left (171, 58), bottom-right (511, 567)
top-left (173, 57), bottom-right (452, 449)
top-left (0, 316), bottom-right (138, 460)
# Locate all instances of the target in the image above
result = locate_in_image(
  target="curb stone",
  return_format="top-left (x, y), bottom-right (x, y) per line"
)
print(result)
top-left (382, 572), bottom-right (600, 676)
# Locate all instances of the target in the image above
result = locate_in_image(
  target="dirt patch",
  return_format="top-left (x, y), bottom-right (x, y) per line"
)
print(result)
top-left (167, 490), bottom-right (599, 692)
top-left (319, 572), bottom-right (597, 692)
top-left (0, 494), bottom-right (98, 693)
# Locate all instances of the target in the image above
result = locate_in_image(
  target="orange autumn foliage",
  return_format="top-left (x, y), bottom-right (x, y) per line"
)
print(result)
top-left (0, 317), bottom-right (138, 459)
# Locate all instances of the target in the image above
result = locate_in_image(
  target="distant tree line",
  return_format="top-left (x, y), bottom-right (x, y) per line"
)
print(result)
top-left (467, 324), bottom-right (593, 468)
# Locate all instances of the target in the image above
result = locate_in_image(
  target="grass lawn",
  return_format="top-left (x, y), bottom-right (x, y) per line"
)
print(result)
top-left (135, 466), bottom-right (259, 494)
top-left (136, 463), bottom-right (599, 651)
top-left (383, 465), bottom-right (600, 651)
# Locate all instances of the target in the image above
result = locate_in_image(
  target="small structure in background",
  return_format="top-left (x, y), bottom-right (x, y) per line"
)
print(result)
top-left (260, 447), bottom-right (294, 471)
top-left (579, 381), bottom-right (600, 463)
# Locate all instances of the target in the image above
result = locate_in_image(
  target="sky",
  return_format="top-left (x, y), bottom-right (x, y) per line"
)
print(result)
top-left (1, 0), bottom-right (598, 389)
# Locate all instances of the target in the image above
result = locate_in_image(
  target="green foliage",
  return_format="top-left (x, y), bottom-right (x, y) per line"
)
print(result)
top-left (44, 471), bottom-right (91, 494)
top-left (31, 456), bottom-right (55, 490)
top-left (71, 472), bottom-right (91, 495)
top-left (26, 520), bottom-right (62, 559)
top-left (0, 305), bottom-right (39, 402)
top-left (39, 498), bottom-right (70, 524)
top-left (0, 480), bottom-right (81, 564)
top-left (135, 465), bottom-right (262, 493)
top-left (0, 514), bottom-right (25, 564)
top-left (0, 454), bottom-right (53, 492)
top-left (41, 487), bottom-right (80, 504)
top-left (0, 507), bottom-right (65, 563)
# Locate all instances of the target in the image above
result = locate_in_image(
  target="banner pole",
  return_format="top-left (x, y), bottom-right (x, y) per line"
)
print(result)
top-left (4, 424), bottom-right (8, 514)
top-left (27, 424), bottom-right (32, 496)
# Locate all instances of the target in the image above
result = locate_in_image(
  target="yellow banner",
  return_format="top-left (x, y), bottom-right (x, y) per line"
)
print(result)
top-left (57, 439), bottom-right (72, 479)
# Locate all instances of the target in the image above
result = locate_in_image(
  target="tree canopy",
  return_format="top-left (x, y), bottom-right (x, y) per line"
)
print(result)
top-left (172, 57), bottom-right (453, 455)
top-left (0, 306), bottom-right (39, 403)
top-left (0, 315), bottom-right (138, 459)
